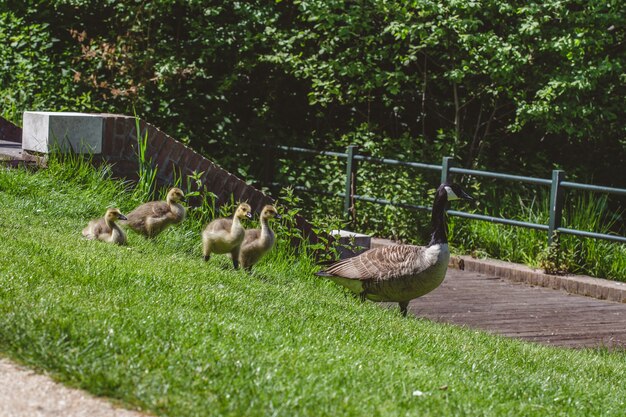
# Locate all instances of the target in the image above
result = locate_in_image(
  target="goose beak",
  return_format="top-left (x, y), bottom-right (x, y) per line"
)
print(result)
top-left (118, 214), bottom-right (128, 220)
top-left (246, 212), bottom-right (253, 219)
top-left (459, 189), bottom-right (475, 201)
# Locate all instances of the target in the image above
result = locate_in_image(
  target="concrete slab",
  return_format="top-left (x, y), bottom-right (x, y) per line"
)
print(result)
top-left (0, 139), bottom-right (41, 166)
top-left (22, 112), bottom-right (103, 154)
top-left (331, 229), bottom-right (371, 258)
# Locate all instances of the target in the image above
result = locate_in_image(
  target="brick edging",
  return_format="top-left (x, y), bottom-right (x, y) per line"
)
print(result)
top-left (0, 116), bottom-right (22, 143)
top-left (449, 255), bottom-right (626, 303)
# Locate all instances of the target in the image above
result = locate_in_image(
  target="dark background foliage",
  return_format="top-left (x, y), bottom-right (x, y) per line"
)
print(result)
top-left (2, 0), bottom-right (625, 238)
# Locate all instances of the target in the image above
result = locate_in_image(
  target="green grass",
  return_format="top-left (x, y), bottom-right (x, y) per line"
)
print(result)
top-left (2, 160), bottom-right (626, 416)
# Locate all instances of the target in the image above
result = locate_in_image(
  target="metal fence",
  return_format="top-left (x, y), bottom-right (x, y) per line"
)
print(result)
top-left (272, 145), bottom-right (626, 245)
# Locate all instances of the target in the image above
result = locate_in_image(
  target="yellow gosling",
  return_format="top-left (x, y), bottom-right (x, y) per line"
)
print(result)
top-left (202, 203), bottom-right (252, 269)
top-left (239, 205), bottom-right (280, 272)
top-left (82, 208), bottom-right (128, 245)
top-left (123, 188), bottom-right (186, 237)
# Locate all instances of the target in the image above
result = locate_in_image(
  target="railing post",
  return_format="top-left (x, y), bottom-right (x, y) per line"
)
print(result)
top-left (344, 145), bottom-right (358, 222)
top-left (441, 156), bottom-right (455, 184)
top-left (548, 169), bottom-right (565, 245)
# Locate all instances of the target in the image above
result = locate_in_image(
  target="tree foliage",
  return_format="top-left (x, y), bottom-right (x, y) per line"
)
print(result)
top-left (1, 0), bottom-right (624, 196)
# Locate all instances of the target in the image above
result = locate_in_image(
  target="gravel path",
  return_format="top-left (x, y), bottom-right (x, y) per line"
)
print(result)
top-left (0, 358), bottom-right (148, 417)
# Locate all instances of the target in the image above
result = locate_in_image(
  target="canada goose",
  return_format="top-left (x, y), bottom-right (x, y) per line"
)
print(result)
top-left (202, 203), bottom-right (253, 269)
top-left (316, 183), bottom-right (474, 316)
top-left (82, 208), bottom-right (128, 245)
top-left (123, 188), bottom-right (186, 237)
top-left (239, 205), bottom-right (281, 271)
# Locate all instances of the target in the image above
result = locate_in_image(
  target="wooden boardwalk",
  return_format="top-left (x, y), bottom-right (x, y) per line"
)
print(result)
top-left (408, 268), bottom-right (626, 348)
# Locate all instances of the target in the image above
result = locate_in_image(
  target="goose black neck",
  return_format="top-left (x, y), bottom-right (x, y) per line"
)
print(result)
top-left (428, 193), bottom-right (448, 246)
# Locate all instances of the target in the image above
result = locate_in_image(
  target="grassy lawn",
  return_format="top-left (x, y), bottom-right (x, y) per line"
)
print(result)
top-left (1, 160), bottom-right (625, 416)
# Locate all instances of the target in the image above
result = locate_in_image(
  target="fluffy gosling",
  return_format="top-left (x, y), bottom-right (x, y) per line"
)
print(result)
top-left (239, 205), bottom-right (281, 271)
top-left (123, 187), bottom-right (186, 237)
top-left (202, 203), bottom-right (253, 268)
top-left (82, 208), bottom-right (128, 245)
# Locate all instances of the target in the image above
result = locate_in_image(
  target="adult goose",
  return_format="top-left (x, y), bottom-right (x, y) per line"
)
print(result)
top-left (238, 205), bottom-right (281, 271)
top-left (123, 188), bottom-right (186, 237)
top-left (316, 182), bottom-right (473, 316)
top-left (202, 203), bottom-right (253, 269)
top-left (82, 208), bottom-right (128, 245)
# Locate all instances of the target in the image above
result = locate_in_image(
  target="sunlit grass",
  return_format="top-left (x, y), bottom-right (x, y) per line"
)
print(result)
top-left (1, 160), bottom-right (626, 416)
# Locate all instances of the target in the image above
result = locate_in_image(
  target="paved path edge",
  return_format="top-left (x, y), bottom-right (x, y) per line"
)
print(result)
top-left (449, 255), bottom-right (626, 303)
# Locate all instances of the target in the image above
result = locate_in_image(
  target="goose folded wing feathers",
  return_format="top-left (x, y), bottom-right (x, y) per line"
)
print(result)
top-left (324, 245), bottom-right (434, 281)
top-left (241, 229), bottom-right (261, 246)
top-left (90, 221), bottom-right (106, 236)
top-left (83, 219), bottom-right (108, 239)
top-left (149, 201), bottom-right (172, 218)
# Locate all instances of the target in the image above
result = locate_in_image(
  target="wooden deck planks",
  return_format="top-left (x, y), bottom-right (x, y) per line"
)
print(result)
top-left (406, 268), bottom-right (626, 348)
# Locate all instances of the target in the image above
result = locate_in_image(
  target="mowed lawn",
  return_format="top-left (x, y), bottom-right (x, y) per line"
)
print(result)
top-left (1, 161), bottom-right (625, 417)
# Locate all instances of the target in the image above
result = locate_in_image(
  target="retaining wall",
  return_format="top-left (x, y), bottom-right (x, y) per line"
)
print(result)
top-left (7, 113), bottom-right (314, 239)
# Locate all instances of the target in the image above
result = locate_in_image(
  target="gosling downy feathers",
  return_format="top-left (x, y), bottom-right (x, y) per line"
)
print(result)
top-left (202, 203), bottom-right (253, 269)
top-left (316, 183), bottom-right (474, 316)
top-left (239, 205), bottom-right (281, 271)
top-left (82, 208), bottom-right (128, 245)
top-left (123, 187), bottom-right (186, 237)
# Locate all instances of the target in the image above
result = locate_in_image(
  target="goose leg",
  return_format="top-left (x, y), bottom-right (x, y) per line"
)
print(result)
top-left (202, 237), bottom-right (211, 262)
top-left (399, 301), bottom-right (409, 317)
top-left (231, 248), bottom-right (240, 269)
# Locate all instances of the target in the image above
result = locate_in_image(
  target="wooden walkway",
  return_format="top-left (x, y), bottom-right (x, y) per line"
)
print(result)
top-left (409, 268), bottom-right (626, 348)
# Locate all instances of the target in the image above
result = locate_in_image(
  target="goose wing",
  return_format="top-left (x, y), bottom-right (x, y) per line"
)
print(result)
top-left (205, 217), bottom-right (233, 234)
top-left (126, 201), bottom-right (168, 218)
top-left (241, 228), bottom-right (261, 246)
top-left (321, 245), bottom-right (435, 281)
top-left (82, 218), bottom-right (110, 239)
top-left (146, 201), bottom-right (171, 217)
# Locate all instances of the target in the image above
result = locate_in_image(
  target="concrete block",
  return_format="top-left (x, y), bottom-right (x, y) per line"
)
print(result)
top-left (22, 112), bottom-right (103, 154)
top-left (331, 230), bottom-right (371, 259)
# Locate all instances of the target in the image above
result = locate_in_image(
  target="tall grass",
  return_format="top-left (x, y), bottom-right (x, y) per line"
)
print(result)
top-left (449, 188), bottom-right (626, 281)
top-left (133, 115), bottom-right (157, 202)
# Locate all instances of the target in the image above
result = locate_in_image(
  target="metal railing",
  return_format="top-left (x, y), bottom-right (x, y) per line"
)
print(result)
top-left (271, 145), bottom-right (626, 245)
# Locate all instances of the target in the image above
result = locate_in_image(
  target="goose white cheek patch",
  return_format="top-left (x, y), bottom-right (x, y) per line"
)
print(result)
top-left (444, 186), bottom-right (459, 201)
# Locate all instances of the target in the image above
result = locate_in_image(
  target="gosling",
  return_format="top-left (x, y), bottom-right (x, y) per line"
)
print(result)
top-left (82, 208), bottom-right (128, 245)
top-left (202, 203), bottom-right (253, 269)
top-left (238, 205), bottom-right (281, 272)
top-left (123, 187), bottom-right (186, 237)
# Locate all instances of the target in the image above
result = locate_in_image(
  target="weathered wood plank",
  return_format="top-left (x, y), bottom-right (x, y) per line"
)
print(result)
top-left (405, 268), bottom-right (626, 348)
